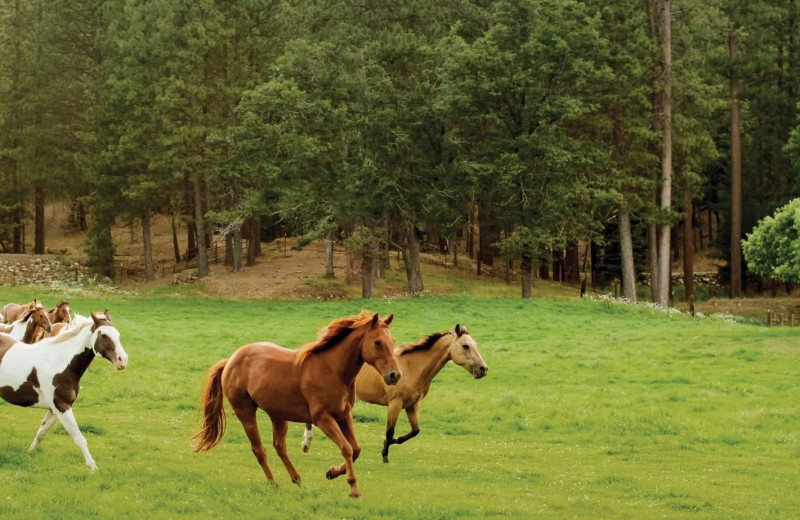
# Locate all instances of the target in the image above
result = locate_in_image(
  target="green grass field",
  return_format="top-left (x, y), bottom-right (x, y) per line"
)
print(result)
top-left (0, 285), bottom-right (798, 519)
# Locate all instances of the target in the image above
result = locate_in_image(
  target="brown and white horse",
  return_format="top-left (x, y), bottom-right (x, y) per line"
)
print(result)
top-left (193, 311), bottom-right (401, 498)
top-left (0, 311), bottom-right (127, 471)
top-left (0, 300), bottom-right (53, 343)
top-left (302, 324), bottom-right (488, 462)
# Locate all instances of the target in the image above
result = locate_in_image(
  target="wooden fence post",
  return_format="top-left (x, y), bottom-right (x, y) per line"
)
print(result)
top-left (767, 309), bottom-right (773, 327)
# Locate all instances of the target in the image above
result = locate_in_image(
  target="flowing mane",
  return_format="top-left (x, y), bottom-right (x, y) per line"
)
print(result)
top-left (398, 332), bottom-right (448, 356)
top-left (45, 318), bottom-right (93, 345)
top-left (296, 310), bottom-right (376, 364)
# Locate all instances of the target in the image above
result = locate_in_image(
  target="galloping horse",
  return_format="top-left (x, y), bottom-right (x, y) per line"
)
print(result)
top-left (0, 300), bottom-right (53, 343)
top-left (302, 324), bottom-right (487, 462)
top-left (0, 311), bottom-right (128, 470)
top-left (193, 311), bottom-right (402, 498)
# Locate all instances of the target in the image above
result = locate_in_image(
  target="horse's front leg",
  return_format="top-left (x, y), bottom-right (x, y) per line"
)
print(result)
top-left (313, 413), bottom-right (360, 498)
top-left (382, 399), bottom-right (404, 463)
top-left (54, 407), bottom-right (97, 471)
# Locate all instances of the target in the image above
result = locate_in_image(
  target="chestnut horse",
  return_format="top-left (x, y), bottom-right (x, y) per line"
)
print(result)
top-left (193, 311), bottom-right (401, 498)
top-left (31, 301), bottom-right (72, 343)
top-left (302, 324), bottom-right (487, 462)
top-left (0, 301), bottom-right (53, 343)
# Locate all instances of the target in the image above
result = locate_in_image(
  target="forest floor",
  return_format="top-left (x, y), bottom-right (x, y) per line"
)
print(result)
top-left (23, 203), bottom-right (800, 321)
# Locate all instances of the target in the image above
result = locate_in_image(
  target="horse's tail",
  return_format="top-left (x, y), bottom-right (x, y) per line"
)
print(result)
top-left (192, 358), bottom-right (229, 452)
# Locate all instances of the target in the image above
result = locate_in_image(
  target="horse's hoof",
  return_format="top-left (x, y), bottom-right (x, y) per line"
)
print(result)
top-left (326, 469), bottom-right (334, 480)
top-left (382, 455), bottom-right (389, 463)
top-left (292, 478), bottom-right (302, 486)
top-left (302, 445), bottom-right (309, 453)
top-left (349, 492), bottom-right (361, 499)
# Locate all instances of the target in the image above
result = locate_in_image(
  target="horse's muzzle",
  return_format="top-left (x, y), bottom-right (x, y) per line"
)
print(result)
top-left (473, 365), bottom-right (488, 379)
top-left (383, 370), bottom-right (401, 385)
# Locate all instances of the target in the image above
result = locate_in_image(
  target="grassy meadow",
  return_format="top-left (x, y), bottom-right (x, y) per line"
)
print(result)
top-left (0, 285), bottom-right (798, 519)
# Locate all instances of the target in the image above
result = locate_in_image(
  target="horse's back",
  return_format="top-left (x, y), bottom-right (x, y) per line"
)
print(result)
top-left (224, 342), bottom-right (311, 422)
top-left (1, 303), bottom-right (19, 323)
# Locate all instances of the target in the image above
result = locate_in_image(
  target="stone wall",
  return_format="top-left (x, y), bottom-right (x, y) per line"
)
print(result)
top-left (0, 255), bottom-right (89, 286)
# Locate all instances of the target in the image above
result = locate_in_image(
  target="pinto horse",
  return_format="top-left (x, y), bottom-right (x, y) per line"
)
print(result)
top-left (0, 300), bottom-right (53, 343)
top-left (302, 324), bottom-right (487, 462)
top-left (193, 311), bottom-right (401, 498)
top-left (0, 311), bottom-right (128, 471)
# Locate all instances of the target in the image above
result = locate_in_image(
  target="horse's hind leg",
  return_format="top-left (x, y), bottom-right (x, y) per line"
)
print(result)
top-left (270, 418), bottom-right (301, 485)
top-left (301, 422), bottom-right (313, 453)
top-left (230, 401), bottom-right (276, 485)
top-left (28, 410), bottom-right (58, 452)
top-left (54, 408), bottom-right (97, 471)
top-left (395, 402), bottom-right (421, 445)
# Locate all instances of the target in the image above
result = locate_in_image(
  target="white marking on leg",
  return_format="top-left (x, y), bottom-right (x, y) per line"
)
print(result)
top-left (28, 410), bottom-right (59, 451)
top-left (56, 408), bottom-right (97, 471)
top-left (301, 424), bottom-right (313, 453)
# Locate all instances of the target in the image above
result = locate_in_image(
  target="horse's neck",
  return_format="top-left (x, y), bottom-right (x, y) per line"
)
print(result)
top-left (405, 335), bottom-right (453, 389)
top-left (45, 325), bottom-right (95, 366)
top-left (9, 318), bottom-right (30, 341)
top-left (21, 319), bottom-right (38, 343)
top-left (318, 328), bottom-right (366, 385)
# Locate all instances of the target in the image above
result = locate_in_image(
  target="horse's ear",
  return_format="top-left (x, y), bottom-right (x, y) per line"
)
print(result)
top-left (455, 324), bottom-right (467, 337)
top-left (104, 309), bottom-right (111, 321)
top-left (371, 313), bottom-right (380, 328)
top-left (384, 313), bottom-right (394, 326)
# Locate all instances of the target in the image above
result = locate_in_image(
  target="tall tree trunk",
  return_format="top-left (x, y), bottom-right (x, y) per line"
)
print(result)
top-left (232, 226), bottom-right (242, 273)
top-left (142, 211), bottom-right (154, 281)
top-left (245, 217), bottom-right (257, 266)
top-left (552, 248), bottom-right (563, 282)
top-left (361, 247), bottom-right (374, 299)
top-left (564, 239), bottom-right (580, 285)
top-left (34, 185), bottom-right (45, 254)
top-left (590, 241), bottom-right (601, 288)
top-left (225, 234), bottom-right (233, 266)
top-left (325, 229), bottom-right (335, 278)
top-left (648, 222), bottom-right (659, 301)
top-left (656, 0), bottom-right (673, 308)
top-left (520, 247), bottom-right (533, 299)
top-left (193, 173), bottom-right (210, 278)
top-left (171, 212), bottom-right (181, 263)
top-left (539, 255), bottom-right (550, 280)
top-left (619, 210), bottom-right (637, 301)
top-left (683, 188), bottom-right (695, 302)
top-left (729, 12), bottom-right (743, 299)
top-left (400, 224), bottom-right (424, 296)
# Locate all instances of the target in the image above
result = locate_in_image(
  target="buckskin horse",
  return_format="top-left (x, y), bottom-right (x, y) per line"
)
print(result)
top-left (302, 324), bottom-right (488, 462)
top-left (0, 311), bottom-right (128, 470)
top-left (193, 311), bottom-right (401, 498)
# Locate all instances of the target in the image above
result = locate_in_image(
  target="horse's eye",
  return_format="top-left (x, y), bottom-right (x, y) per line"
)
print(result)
top-left (374, 340), bottom-right (383, 348)
top-left (462, 344), bottom-right (470, 350)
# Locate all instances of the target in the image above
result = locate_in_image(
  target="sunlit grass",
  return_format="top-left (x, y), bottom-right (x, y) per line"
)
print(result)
top-left (0, 287), bottom-right (798, 518)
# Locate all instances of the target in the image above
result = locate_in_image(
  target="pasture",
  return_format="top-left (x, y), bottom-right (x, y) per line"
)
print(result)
top-left (0, 286), bottom-right (798, 519)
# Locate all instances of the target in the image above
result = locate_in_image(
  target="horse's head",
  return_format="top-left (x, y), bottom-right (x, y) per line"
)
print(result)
top-left (91, 310), bottom-right (128, 370)
top-left (53, 301), bottom-right (72, 325)
top-left (30, 299), bottom-right (52, 333)
top-left (361, 313), bottom-right (401, 385)
top-left (448, 324), bottom-right (488, 379)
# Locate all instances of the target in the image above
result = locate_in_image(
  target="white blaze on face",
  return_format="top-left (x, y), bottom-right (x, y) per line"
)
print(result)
top-left (94, 325), bottom-right (128, 370)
